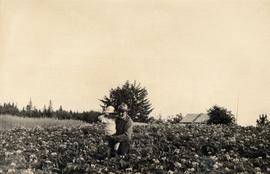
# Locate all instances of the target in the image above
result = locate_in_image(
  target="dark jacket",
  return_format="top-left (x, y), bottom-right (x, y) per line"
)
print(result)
top-left (113, 115), bottom-right (133, 142)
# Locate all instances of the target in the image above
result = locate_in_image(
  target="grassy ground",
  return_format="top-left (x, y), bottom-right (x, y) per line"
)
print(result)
top-left (0, 115), bottom-right (89, 129)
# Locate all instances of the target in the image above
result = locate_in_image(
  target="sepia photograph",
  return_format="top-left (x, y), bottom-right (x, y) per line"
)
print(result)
top-left (1, 0), bottom-right (270, 173)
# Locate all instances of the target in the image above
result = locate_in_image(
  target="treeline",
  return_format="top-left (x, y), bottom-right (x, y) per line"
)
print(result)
top-left (0, 100), bottom-right (101, 123)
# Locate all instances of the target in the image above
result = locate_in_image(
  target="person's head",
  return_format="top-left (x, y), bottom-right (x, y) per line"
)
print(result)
top-left (118, 103), bottom-right (129, 118)
top-left (103, 106), bottom-right (115, 116)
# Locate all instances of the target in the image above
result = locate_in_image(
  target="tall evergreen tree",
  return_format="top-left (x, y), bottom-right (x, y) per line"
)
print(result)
top-left (26, 98), bottom-right (33, 112)
top-left (25, 98), bottom-right (33, 117)
top-left (47, 100), bottom-right (53, 117)
top-left (100, 81), bottom-right (153, 122)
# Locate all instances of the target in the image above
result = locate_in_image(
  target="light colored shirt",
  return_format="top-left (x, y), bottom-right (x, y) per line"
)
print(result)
top-left (98, 115), bottom-right (116, 135)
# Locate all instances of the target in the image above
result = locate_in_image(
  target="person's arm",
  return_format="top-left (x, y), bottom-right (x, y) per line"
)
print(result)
top-left (98, 115), bottom-right (110, 124)
top-left (113, 119), bottom-right (133, 141)
top-left (98, 115), bottom-right (104, 122)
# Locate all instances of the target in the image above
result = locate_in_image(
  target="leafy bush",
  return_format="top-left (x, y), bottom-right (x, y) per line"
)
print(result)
top-left (100, 81), bottom-right (153, 122)
top-left (167, 113), bottom-right (183, 124)
top-left (207, 105), bottom-right (235, 125)
top-left (256, 114), bottom-right (270, 127)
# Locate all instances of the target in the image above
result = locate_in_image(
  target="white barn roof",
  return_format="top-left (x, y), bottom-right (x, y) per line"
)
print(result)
top-left (181, 114), bottom-right (199, 123)
top-left (193, 114), bottom-right (209, 123)
top-left (181, 113), bottom-right (209, 124)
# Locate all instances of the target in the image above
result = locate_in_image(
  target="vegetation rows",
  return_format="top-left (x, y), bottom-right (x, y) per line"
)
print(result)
top-left (1, 123), bottom-right (270, 174)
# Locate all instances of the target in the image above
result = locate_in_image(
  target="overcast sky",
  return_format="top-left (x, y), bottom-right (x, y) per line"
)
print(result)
top-left (1, 0), bottom-right (270, 125)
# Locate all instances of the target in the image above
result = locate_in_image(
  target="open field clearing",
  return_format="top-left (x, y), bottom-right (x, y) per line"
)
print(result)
top-left (0, 115), bottom-right (89, 129)
top-left (0, 122), bottom-right (270, 173)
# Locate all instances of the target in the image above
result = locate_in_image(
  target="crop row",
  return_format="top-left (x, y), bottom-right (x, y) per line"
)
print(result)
top-left (0, 124), bottom-right (270, 173)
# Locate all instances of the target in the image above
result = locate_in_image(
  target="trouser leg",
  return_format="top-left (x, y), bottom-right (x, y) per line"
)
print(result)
top-left (117, 141), bottom-right (130, 156)
top-left (108, 138), bottom-right (117, 157)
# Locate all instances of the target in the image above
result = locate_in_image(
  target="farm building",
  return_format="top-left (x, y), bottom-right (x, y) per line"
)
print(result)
top-left (180, 113), bottom-right (209, 124)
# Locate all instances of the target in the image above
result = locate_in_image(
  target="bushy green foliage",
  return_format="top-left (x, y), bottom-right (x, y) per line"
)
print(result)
top-left (207, 105), bottom-right (235, 125)
top-left (167, 113), bottom-right (183, 124)
top-left (100, 81), bottom-right (153, 122)
top-left (256, 114), bottom-right (270, 127)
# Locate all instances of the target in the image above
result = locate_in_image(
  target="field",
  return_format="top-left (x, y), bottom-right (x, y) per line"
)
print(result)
top-left (0, 115), bottom-right (89, 129)
top-left (0, 116), bottom-right (270, 174)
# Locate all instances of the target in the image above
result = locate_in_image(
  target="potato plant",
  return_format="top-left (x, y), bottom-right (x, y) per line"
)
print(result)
top-left (0, 123), bottom-right (270, 173)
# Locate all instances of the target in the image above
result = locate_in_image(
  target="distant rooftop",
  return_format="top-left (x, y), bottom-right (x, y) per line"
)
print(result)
top-left (180, 113), bottom-right (209, 124)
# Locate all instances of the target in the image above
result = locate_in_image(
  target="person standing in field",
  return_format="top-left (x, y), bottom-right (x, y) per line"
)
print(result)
top-left (107, 103), bottom-right (133, 157)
